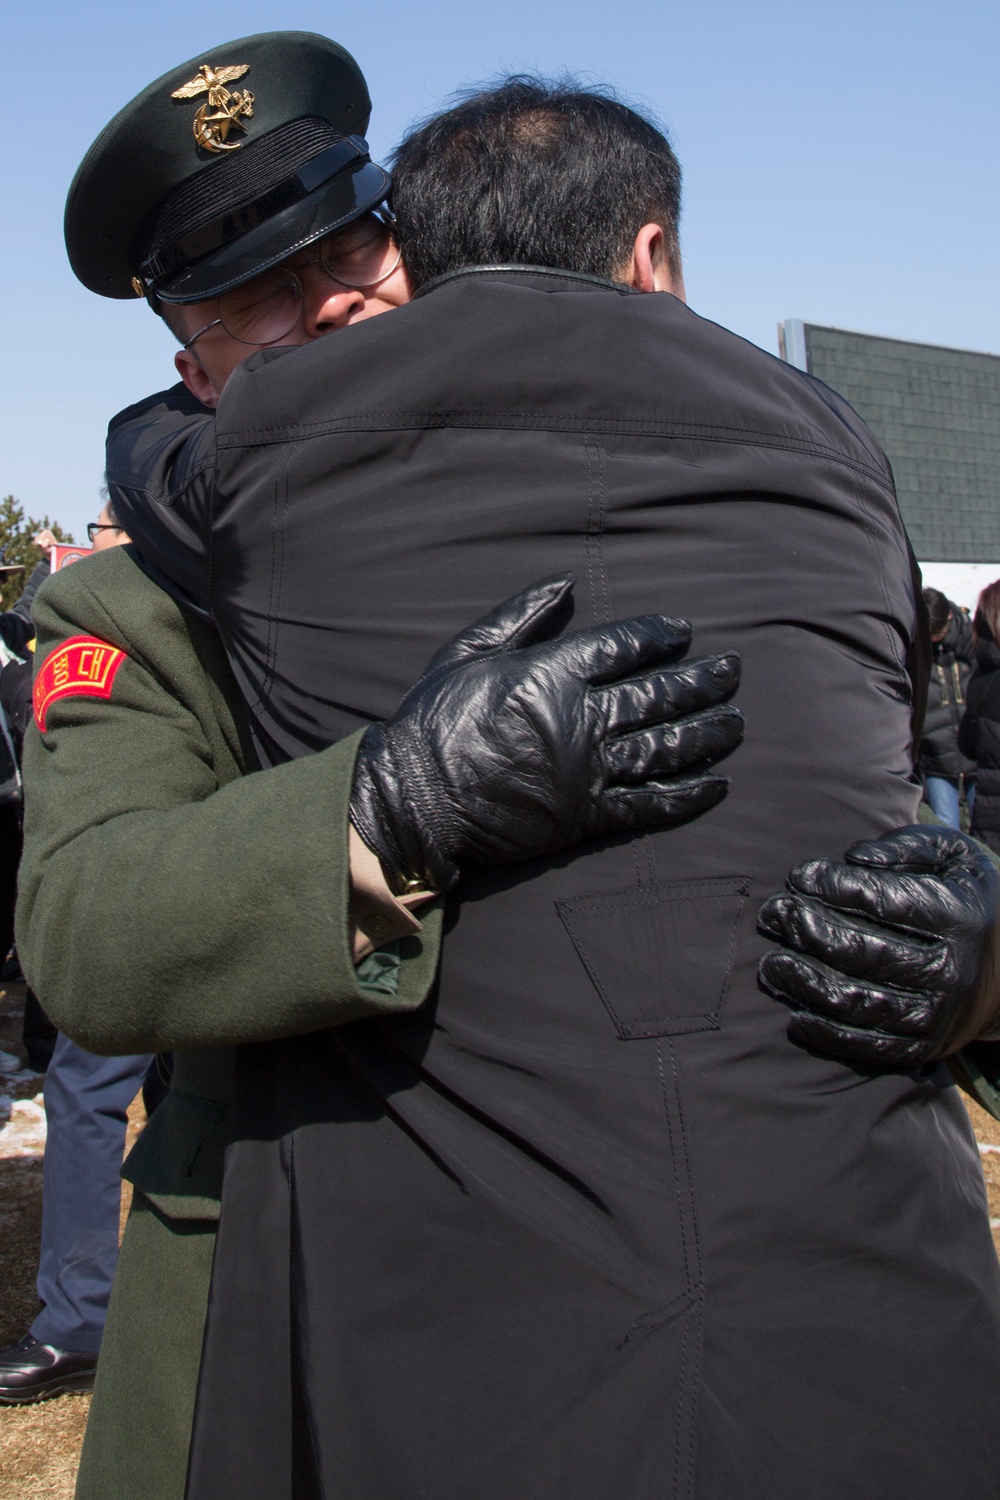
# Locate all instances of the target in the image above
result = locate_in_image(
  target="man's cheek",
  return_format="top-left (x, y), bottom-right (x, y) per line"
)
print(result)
top-left (352, 296), bottom-right (402, 322)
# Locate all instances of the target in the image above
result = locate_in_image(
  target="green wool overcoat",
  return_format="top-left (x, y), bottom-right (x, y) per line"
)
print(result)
top-left (15, 545), bottom-right (443, 1500)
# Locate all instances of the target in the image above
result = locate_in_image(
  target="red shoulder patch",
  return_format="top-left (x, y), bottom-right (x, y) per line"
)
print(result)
top-left (33, 636), bottom-right (127, 732)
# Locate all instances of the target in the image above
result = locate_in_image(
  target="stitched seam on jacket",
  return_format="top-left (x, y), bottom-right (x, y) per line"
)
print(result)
top-left (585, 435), bottom-right (643, 888)
top-left (616, 1287), bottom-right (696, 1350)
top-left (851, 464), bottom-right (900, 672)
top-left (584, 438), bottom-right (612, 626)
top-left (268, 467), bottom-right (289, 710)
top-left (554, 908), bottom-right (717, 1034)
top-left (556, 908), bottom-right (622, 1029)
top-left (218, 419), bottom-right (893, 490)
top-left (656, 1040), bottom-right (701, 1497)
top-left (556, 881), bottom-right (748, 1031)
top-left (665, 1039), bottom-right (705, 1499)
top-left (563, 880), bottom-right (749, 910)
top-left (108, 457), bottom-right (217, 506)
top-left (205, 478), bottom-right (215, 619)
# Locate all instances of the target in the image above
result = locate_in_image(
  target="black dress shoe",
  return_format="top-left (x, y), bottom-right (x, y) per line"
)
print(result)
top-left (0, 1333), bottom-right (98, 1403)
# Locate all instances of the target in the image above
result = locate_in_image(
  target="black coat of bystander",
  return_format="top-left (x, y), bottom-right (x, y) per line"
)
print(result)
top-left (920, 604), bottom-right (976, 778)
top-left (961, 630), bottom-right (1000, 850)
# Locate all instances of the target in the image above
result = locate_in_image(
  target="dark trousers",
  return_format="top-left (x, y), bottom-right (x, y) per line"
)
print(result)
top-left (30, 1034), bottom-right (152, 1352)
top-left (0, 802), bottom-right (20, 965)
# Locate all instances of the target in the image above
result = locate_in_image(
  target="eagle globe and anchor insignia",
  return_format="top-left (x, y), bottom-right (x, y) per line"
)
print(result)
top-left (171, 63), bottom-right (255, 153)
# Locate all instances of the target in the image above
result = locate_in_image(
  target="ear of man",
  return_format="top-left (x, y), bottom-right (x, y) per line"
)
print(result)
top-left (173, 348), bottom-right (220, 409)
top-left (623, 224), bottom-right (686, 300)
top-left (161, 301), bottom-right (221, 408)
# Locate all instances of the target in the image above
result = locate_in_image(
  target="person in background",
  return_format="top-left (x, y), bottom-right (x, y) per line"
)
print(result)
top-left (0, 502), bottom-right (160, 1406)
top-left (87, 501), bottom-right (128, 552)
top-left (0, 641), bottom-right (55, 1071)
top-left (0, 529), bottom-right (56, 668)
top-left (960, 580), bottom-right (1000, 855)
top-left (1, 528), bottom-right (59, 1029)
top-left (919, 586), bottom-right (976, 828)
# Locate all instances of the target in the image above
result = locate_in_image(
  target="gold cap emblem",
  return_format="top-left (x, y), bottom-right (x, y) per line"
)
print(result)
top-left (171, 64), bottom-right (254, 154)
top-left (131, 276), bottom-right (145, 297)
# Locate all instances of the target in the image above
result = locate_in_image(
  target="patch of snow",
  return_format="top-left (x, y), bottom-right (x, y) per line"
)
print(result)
top-left (0, 1092), bottom-right (46, 1158)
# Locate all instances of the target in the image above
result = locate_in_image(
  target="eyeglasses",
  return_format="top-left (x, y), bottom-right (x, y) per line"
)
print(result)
top-left (181, 213), bottom-right (402, 352)
top-left (87, 522), bottom-right (123, 544)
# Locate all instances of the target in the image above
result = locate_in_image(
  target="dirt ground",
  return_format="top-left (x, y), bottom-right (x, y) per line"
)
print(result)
top-left (0, 981), bottom-right (142, 1500)
top-left (2, 983), bottom-right (1000, 1500)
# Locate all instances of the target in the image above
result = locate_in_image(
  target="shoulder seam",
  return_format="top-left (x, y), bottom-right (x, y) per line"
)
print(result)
top-left (216, 414), bottom-right (893, 493)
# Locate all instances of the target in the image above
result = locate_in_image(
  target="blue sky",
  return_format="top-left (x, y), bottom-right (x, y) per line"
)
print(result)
top-left (2, 0), bottom-right (997, 541)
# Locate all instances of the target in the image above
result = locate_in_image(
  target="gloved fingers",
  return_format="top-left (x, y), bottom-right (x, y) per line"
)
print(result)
top-left (597, 774), bottom-right (730, 832)
top-left (603, 706), bottom-right (744, 785)
top-left (593, 653), bottom-right (740, 734)
top-left (757, 890), bottom-right (946, 990)
top-left (556, 615), bottom-right (693, 688)
top-left (783, 857), bottom-right (963, 939)
top-left (422, 574), bottom-right (576, 675)
top-left (758, 949), bottom-right (942, 1038)
top-left (783, 1009), bottom-right (932, 1070)
top-left (844, 823), bottom-right (981, 875)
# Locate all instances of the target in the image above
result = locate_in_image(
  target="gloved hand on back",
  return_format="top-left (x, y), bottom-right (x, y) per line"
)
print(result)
top-left (350, 572), bottom-right (743, 893)
top-left (758, 825), bottom-right (1000, 1069)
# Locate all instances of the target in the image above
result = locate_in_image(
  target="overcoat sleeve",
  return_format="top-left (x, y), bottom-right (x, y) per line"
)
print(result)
top-left (15, 549), bottom-right (442, 1055)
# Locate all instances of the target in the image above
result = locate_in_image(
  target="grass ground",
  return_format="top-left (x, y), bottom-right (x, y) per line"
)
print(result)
top-left (2, 980), bottom-right (1000, 1499)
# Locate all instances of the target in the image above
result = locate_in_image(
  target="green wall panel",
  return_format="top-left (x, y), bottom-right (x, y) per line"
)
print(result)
top-left (804, 325), bottom-right (1000, 562)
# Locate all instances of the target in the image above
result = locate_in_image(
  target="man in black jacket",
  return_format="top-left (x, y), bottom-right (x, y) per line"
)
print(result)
top-left (94, 71), bottom-right (1000, 1499)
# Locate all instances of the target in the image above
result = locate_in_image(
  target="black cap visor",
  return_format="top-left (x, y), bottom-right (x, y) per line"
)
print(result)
top-left (156, 158), bottom-right (390, 304)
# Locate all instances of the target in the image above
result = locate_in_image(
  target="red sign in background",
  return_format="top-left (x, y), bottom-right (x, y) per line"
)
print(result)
top-left (49, 544), bottom-right (94, 571)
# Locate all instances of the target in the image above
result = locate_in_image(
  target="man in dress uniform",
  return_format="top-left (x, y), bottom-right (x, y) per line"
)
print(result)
top-left (0, 511), bottom-right (156, 1409)
top-left (27, 30), bottom-right (1000, 1500)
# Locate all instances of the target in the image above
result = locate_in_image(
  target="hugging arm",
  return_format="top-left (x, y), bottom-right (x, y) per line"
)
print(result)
top-left (19, 559), bottom-right (743, 1055)
top-left (104, 383), bottom-right (217, 613)
top-left (758, 820), bottom-right (1000, 1103)
top-left (351, 573), bottom-right (744, 893)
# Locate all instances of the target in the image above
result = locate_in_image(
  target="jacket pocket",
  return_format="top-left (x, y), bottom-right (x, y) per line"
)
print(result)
top-left (121, 1089), bottom-right (228, 1221)
top-left (556, 878), bottom-right (749, 1039)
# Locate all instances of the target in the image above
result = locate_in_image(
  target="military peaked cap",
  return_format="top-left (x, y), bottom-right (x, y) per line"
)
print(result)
top-left (65, 31), bottom-right (389, 304)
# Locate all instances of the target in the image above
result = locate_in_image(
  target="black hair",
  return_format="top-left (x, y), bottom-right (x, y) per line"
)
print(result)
top-left (390, 76), bottom-right (682, 290)
top-left (156, 297), bottom-right (187, 344)
top-left (922, 587), bottom-right (951, 638)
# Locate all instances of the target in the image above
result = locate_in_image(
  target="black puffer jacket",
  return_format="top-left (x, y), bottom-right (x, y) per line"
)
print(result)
top-left (0, 656), bottom-right (33, 760)
top-left (919, 605), bottom-right (976, 777)
top-left (959, 631), bottom-right (1000, 849)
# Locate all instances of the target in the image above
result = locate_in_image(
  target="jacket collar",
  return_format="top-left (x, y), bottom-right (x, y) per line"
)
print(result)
top-left (412, 264), bottom-right (639, 300)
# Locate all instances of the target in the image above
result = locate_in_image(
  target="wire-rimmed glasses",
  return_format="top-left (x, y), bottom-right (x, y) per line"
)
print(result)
top-left (181, 213), bottom-right (402, 352)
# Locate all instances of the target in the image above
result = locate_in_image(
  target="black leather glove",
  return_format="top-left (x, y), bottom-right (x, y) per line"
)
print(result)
top-left (350, 573), bottom-right (743, 893)
top-left (757, 825), bottom-right (1000, 1069)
